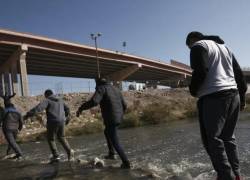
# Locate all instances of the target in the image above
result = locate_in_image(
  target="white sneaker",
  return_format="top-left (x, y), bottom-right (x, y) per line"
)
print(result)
top-left (49, 156), bottom-right (60, 164)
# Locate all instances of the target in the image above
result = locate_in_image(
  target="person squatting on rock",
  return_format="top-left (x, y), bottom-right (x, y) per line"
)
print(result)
top-left (76, 77), bottom-right (131, 169)
top-left (24, 89), bottom-right (74, 163)
top-left (0, 101), bottom-right (23, 160)
top-left (186, 31), bottom-right (247, 180)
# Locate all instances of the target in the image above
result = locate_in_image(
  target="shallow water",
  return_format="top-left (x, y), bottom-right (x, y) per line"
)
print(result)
top-left (0, 115), bottom-right (250, 180)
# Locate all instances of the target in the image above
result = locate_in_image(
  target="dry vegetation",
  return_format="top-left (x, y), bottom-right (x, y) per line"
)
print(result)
top-left (0, 88), bottom-right (207, 144)
top-left (1, 89), bottom-right (249, 145)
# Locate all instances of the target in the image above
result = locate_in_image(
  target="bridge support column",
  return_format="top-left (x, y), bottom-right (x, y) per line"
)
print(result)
top-left (4, 72), bottom-right (12, 95)
top-left (19, 45), bottom-right (29, 96)
top-left (0, 74), bottom-right (4, 96)
top-left (11, 62), bottom-right (19, 95)
top-left (107, 63), bottom-right (142, 90)
top-left (0, 44), bottom-right (29, 96)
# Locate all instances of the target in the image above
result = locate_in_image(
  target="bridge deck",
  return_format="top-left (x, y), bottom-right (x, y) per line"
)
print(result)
top-left (0, 29), bottom-right (191, 81)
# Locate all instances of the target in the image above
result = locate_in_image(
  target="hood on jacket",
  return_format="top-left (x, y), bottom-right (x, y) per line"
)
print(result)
top-left (186, 31), bottom-right (225, 46)
top-left (95, 77), bottom-right (110, 86)
top-left (47, 95), bottom-right (60, 102)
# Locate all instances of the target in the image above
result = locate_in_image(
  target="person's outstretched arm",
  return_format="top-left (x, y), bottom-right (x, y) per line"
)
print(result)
top-left (76, 86), bottom-right (105, 116)
top-left (232, 55), bottom-right (248, 110)
top-left (0, 106), bottom-right (4, 127)
top-left (120, 93), bottom-right (127, 112)
top-left (18, 113), bottom-right (23, 131)
top-left (189, 45), bottom-right (208, 97)
top-left (64, 103), bottom-right (71, 125)
top-left (25, 99), bottom-right (49, 118)
top-left (64, 103), bottom-right (70, 117)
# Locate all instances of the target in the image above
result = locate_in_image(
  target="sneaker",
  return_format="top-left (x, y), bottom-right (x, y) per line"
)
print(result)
top-left (16, 156), bottom-right (24, 161)
top-left (49, 156), bottom-right (60, 164)
top-left (235, 176), bottom-right (241, 180)
top-left (68, 149), bottom-right (75, 162)
top-left (13, 155), bottom-right (24, 161)
top-left (217, 175), bottom-right (237, 180)
top-left (104, 154), bottom-right (116, 160)
top-left (120, 162), bottom-right (131, 169)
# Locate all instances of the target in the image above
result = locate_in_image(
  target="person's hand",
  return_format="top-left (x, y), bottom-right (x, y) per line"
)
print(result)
top-left (76, 110), bottom-right (81, 117)
top-left (65, 117), bottom-right (70, 125)
top-left (240, 103), bottom-right (246, 111)
top-left (23, 114), bottom-right (29, 120)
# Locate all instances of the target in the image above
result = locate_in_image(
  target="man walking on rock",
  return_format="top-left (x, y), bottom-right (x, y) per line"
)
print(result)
top-left (24, 89), bottom-right (74, 163)
top-left (0, 102), bottom-right (23, 160)
top-left (186, 31), bottom-right (247, 180)
top-left (76, 77), bottom-right (131, 169)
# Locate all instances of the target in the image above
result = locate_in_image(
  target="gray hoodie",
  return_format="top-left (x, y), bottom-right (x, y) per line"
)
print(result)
top-left (27, 95), bottom-right (70, 124)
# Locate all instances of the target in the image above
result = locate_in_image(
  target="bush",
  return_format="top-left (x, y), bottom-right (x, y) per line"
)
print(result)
top-left (120, 111), bottom-right (141, 128)
top-left (183, 98), bottom-right (197, 118)
top-left (242, 93), bottom-right (250, 112)
top-left (66, 120), bottom-right (104, 135)
top-left (140, 103), bottom-right (170, 125)
top-left (246, 93), bottom-right (250, 105)
top-left (83, 120), bottom-right (104, 134)
top-left (17, 129), bottom-right (47, 143)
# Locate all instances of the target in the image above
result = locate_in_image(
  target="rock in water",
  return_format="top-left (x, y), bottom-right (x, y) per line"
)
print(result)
top-left (92, 157), bottom-right (105, 168)
top-left (77, 157), bottom-right (105, 168)
top-left (77, 158), bottom-right (88, 164)
top-left (1, 153), bottom-right (16, 160)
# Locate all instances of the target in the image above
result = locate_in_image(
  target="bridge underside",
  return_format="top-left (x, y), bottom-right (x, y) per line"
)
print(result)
top-left (0, 30), bottom-right (192, 96)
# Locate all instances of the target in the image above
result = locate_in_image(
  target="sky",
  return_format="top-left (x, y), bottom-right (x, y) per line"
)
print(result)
top-left (0, 0), bottom-right (250, 94)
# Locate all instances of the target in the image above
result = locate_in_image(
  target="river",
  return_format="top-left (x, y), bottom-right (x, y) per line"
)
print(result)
top-left (0, 114), bottom-right (250, 180)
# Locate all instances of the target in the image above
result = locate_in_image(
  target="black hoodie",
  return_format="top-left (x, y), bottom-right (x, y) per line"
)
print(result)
top-left (27, 95), bottom-right (70, 124)
top-left (78, 82), bottom-right (127, 126)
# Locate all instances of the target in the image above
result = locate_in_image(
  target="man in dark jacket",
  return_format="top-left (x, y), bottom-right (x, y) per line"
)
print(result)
top-left (76, 77), bottom-right (131, 169)
top-left (24, 89), bottom-right (74, 163)
top-left (0, 102), bottom-right (23, 160)
top-left (186, 31), bottom-right (247, 180)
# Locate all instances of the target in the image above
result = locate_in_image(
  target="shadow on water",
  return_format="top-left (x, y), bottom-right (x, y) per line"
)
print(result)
top-left (0, 159), bottom-right (164, 180)
top-left (0, 160), bottom-right (59, 180)
top-left (0, 114), bottom-right (250, 180)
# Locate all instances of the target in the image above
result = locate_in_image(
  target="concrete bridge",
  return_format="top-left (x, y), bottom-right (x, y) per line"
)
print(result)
top-left (0, 29), bottom-right (192, 96)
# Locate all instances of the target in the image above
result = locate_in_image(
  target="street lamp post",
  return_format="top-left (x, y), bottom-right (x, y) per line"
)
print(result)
top-left (90, 33), bottom-right (102, 78)
top-left (122, 41), bottom-right (126, 54)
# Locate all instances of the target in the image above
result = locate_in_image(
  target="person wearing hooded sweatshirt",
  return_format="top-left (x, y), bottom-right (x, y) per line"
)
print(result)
top-left (24, 89), bottom-right (74, 163)
top-left (76, 77), bottom-right (131, 169)
top-left (186, 31), bottom-right (247, 180)
top-left (0, 102), bottom-right (23, 160)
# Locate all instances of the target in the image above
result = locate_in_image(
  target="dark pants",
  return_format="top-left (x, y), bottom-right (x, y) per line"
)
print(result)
top-left (198, 91), bottom-right (240, 180)
top-left (104, 125), bottom-right (129, 163)
top-left (3, 129), bottom-right (22, 157)
top-left (47, 122), bottom-right (71, 158)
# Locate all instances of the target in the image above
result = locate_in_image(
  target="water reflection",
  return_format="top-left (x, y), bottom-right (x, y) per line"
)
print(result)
top-left (0, 117), bottom-right (250, 179)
